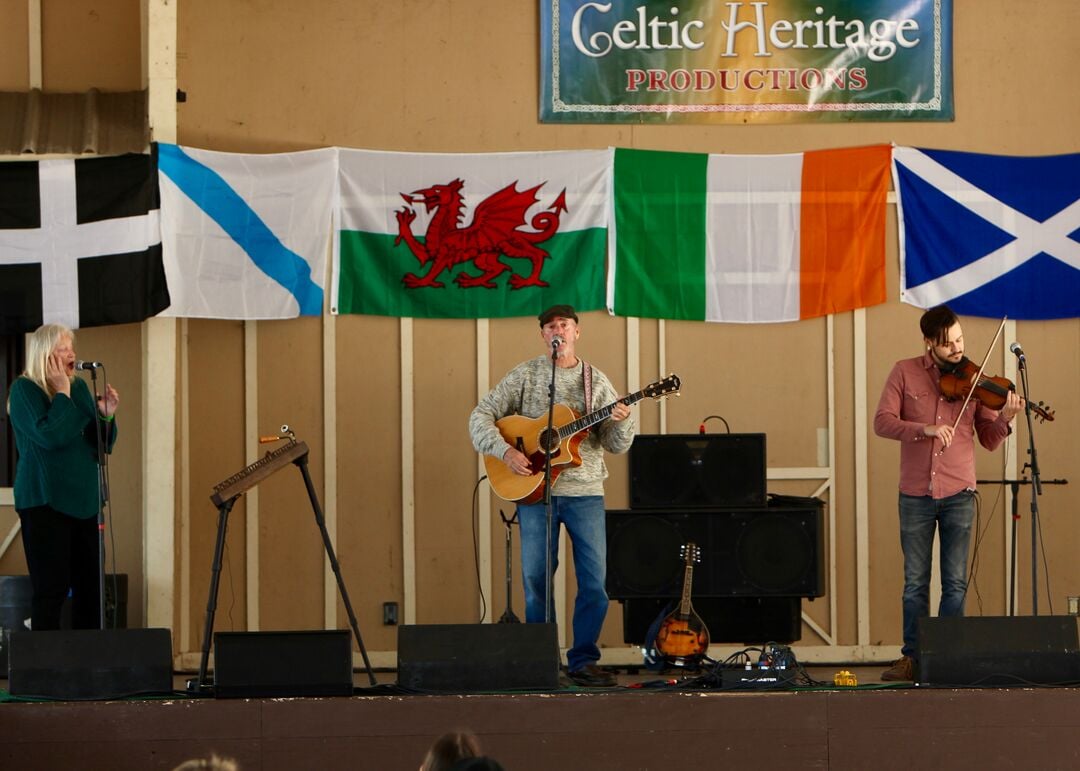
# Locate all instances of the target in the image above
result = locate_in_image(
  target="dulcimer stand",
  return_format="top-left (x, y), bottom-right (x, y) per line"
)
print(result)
top-left (191, 437), bottom-right (376, 693)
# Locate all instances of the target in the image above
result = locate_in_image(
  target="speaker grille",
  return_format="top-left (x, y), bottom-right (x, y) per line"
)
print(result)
top-left (630, 434), bottom-right (766, 509)
top-left (606, 505), bottom-right (825, 599)
top-left (735, 513), bottom-right (815, 594)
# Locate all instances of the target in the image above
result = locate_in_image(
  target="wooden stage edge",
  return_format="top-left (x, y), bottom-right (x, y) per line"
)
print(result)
top-left (4, 677), bottom-right (1080, 770)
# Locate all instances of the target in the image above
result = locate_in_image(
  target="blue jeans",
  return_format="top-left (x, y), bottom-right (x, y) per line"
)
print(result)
top-left (518, 495), bottom-right (608, 672)
top-left (898, 490), bottom-right (975, 658)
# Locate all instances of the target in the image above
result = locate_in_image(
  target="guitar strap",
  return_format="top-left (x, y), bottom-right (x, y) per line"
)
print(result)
top-left (582, 360), bottom-right (593, 412)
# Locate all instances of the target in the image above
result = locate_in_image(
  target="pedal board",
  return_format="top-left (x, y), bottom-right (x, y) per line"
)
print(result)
top-left (720, 666), bottom-right (797, 690)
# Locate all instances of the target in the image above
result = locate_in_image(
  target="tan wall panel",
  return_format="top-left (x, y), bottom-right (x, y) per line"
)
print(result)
top-left (185, 320), bottom-right (247, 635)
top-left (42, 0), bottom-right (141, 92)
top-left (0, 0), bottom-right (29, 90)
top-left (255, 317), bottom-right (325, 630)
top-left (412, 318), bottom-right (485, 623)
top-left (334, 314), bottom-right (403, 650)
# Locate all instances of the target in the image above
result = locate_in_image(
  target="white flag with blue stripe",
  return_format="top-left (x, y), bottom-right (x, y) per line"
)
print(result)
top-left (158, 143), bottom-right (335, 319)
top-left (893, 146), bottom-right (1080, 320)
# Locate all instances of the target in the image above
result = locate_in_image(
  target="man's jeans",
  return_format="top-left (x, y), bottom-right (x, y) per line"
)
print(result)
top-left (518, 495), bottom-right (608, 673)
top-left (899, 490), bottom-right (976, 658)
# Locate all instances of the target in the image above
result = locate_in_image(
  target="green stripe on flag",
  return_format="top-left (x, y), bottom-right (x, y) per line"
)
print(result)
top-left (613, 148), bottom-right (708, 320)
top-left (337, 228), bottom-right (607, 318)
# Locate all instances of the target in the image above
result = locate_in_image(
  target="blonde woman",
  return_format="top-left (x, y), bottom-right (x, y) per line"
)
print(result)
top-left (7, 324), bottom-right (118, 630)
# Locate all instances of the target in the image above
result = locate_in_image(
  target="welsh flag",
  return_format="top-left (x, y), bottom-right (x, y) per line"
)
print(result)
top-left (609, 145), bottom-right (892, 323)
top-left (334, 148), bottom-right (610, 318)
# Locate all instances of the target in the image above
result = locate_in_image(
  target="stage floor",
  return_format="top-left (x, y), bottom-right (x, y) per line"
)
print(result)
top-left (5, 664), bottom-right (1080, 770)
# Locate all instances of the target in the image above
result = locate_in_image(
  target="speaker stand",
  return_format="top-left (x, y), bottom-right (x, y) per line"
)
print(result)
top-left (497, 509), bottom-right (521, 624)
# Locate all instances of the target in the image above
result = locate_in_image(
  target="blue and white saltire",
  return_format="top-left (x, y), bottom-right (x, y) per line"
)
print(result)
top-left (158, 143), bottom-right (336, 319)
top-left (892, 146), bottom-right (1080, 320)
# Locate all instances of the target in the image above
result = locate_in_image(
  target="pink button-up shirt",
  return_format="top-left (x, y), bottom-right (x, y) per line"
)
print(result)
top-left (874, 352), bottom-right (1013, 499)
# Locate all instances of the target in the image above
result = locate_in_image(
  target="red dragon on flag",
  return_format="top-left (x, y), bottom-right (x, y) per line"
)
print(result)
top-left (393, 178), bottom-right (567, 289)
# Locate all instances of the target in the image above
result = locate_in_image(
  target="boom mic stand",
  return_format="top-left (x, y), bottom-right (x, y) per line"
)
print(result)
top-left (86, 366), bottom-right (110, 630)
top-left (977, 474), bottom-right (1068, 615)
top-left (497, 509), bottom-right (521, 624)
top-left (541, 342), bottom-right (560, 625)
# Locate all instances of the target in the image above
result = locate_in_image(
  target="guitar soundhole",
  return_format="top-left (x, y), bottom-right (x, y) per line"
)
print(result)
top-left (538, 428), bottom-right (560, 453)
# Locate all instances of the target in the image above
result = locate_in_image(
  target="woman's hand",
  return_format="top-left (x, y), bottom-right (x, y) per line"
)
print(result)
top-left (97, 384), bottom-right (119, 418)
top-left (46, 352), bottom-right (70, 397)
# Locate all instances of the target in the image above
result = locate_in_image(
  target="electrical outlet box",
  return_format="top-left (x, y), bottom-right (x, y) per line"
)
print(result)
top-left (383, 602), bottom-right (398, 625)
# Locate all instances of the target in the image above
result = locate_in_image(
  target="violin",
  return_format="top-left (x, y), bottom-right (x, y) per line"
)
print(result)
top-left (940, 357), bottom-right (1055, 422)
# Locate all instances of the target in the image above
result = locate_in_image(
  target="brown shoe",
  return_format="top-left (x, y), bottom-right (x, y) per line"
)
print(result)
top-left (568, 664), bottom-right (616, 688)
top-left (881, 655), bottom-right (915, 681)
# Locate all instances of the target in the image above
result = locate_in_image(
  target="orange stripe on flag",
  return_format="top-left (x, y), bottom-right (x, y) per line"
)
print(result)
top-left (799, 145), bottom-right (891, 320)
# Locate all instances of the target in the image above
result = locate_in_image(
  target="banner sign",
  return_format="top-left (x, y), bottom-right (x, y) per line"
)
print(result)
top-left (540, 0), bottom-right (953, 123)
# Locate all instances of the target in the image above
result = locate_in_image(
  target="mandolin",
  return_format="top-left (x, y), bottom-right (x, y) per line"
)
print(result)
top-left (484, 374), bottom-right (680, 503)
top-left (655, 542), bottom-right (710, 668)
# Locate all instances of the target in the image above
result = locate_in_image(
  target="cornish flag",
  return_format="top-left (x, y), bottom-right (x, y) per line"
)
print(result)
top-left (0, 151), bottom-right (169, 335)
top-left (893, 146), bottom-right (1080, 319)
top-left (158, 143), bottom-right (335, 319)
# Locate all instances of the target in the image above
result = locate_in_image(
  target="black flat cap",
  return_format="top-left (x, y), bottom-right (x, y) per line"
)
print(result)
top-left (538, 304), bottom-right (578, 327)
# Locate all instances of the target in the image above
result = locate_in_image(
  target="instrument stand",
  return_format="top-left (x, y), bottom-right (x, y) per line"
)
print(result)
top-left (497, 510), bottom-right (521, 624)
top-left (191, 443), bottom-right (376, 693)
top-left (86, 366), bottom-right (109, 631)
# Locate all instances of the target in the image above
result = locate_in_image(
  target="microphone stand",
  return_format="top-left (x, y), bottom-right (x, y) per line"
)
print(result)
top-left (86, 367), bottom-right (109, 630)
top-left (1016, 352), bottom-right (1045, 615)
top-left (976, 475), bottom-right (1068, 615)
top-left (497, 509), bottom-right (521, 624)
top-left (541, 342), bottom-right (561, 624)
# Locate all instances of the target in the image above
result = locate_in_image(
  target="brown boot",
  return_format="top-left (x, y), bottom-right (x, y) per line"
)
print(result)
top-left (881, 655), bottom-right (915, 681)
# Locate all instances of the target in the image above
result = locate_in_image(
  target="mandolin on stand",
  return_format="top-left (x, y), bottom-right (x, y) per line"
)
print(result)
top-left (655, 542), bottom-right (711, 669)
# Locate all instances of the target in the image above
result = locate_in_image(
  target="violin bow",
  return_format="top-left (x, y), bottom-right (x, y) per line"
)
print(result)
top-left (950, 315), bottom-right (1008, 433)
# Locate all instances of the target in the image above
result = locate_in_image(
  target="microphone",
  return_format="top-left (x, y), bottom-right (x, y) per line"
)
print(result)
top-left (1009, 342), bottom-right (1026, 362)
top-left (551, 335), bottom-right (564, 348)
top-left (74, 360), bottom-right (103, 370)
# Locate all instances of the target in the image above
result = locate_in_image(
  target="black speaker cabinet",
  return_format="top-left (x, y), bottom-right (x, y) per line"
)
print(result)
top-left (630, 433), bottom-right (766, 509)
top-left (8, 628), bottom-right (173, 700)
top-left (918, 615), bottom-right (1080, 686)
top-left (397, 623), bottom-right (559, 692)
top-left (213, 630), bottom-right (354, 697)
top-left (606, 504), bottom-right (825, 599)
top-left (620, 596), bottom-right (802, 645)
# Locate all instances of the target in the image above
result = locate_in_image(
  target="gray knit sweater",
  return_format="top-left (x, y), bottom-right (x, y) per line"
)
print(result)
top-left (469, 355), bottom-right (635, 497)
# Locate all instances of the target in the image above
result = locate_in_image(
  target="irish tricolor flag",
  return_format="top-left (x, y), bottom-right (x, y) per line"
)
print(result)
top-left (334, 148), bottom-right (610, 319)
top-left (609, 145), bottom-right (891, 323)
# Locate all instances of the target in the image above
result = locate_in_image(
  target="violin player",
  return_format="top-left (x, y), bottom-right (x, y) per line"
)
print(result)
top-left (873, 305), bottom-right (1024, 682)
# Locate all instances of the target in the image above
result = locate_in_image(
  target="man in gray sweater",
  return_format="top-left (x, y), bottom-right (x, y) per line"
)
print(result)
top-left (469, 305), bottom-right (634, 687)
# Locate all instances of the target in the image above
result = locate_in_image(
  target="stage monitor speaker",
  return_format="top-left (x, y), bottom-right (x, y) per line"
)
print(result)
top-left (629, 433), bottom-right (766, 509)
top-left (918, 615), bottom-right (1080, 686)
top-left (620, 596), bottom-right (802, 645)
top-left (397, 623), bottom-right (559, 692)
top-left (213, 630), bottom-right (354, 697)
top-left (7, 628), bottom-right (173, 700)
top-left (606, 504), bottom-right (825, 599)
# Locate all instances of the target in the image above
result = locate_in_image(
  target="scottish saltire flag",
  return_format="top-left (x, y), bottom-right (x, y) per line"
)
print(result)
top-left (609, 145), bottom-right (890, 323)
top-left (0, 152), bottom-right (169, 335)
top-left (334, 148), bottom-right (610, 318)
top-left (893, 146), bottom-right (1080, 319)
top-left (158, 143), bottom-right (335, 319)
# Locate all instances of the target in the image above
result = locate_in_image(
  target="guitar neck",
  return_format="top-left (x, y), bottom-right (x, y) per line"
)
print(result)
top-left (557, 389), bottom-right (646, 440)
top-left (678, 565), bottom-right (694, 617)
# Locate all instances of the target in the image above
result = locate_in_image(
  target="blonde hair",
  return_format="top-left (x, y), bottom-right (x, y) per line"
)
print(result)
top-left (21, 323), bottom-right (74, 399)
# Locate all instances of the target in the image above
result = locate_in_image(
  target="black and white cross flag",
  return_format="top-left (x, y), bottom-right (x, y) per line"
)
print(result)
top-left (0, 149), bottom-right (171, 335)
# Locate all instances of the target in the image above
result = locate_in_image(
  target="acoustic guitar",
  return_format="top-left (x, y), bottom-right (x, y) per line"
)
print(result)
top-left (484, 374), bottom-right (681, 503)
top-left (655, 542), bottom-right (710, 669)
